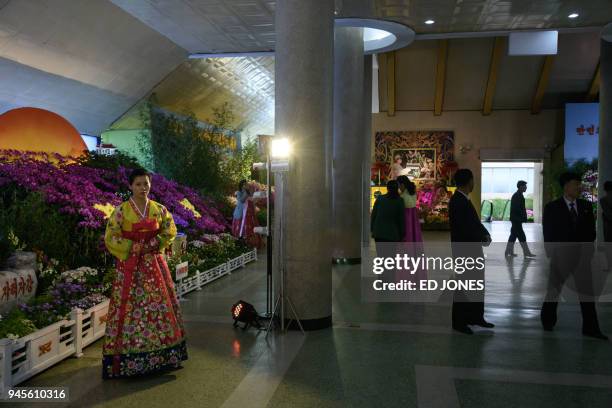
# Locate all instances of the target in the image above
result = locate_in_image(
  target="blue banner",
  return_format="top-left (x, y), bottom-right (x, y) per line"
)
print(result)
top-left (564, 103), bottom-right (599, 165)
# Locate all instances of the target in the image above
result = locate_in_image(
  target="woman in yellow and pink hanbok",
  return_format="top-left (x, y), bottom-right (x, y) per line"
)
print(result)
top-left (103, 169), bottom-right (187, 378)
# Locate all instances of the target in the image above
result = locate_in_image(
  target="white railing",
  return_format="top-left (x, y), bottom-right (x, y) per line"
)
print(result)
top-left (175, 249), bottom-right (258, 297)
top-left (0, 299), bottom-right (110, 393)
top-left (0, 249), bottom-right (258, 392)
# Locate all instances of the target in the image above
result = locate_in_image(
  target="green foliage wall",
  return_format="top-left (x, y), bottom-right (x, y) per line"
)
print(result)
top-left (138, 100), bottom-right (260, 196)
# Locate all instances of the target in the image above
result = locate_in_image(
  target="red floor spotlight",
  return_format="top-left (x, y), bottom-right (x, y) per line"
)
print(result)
top-left (231, 300), bottom-right (261, 330)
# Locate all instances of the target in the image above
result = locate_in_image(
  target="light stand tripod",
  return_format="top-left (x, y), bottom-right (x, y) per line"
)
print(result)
top-left (253, 143), bottom-right (274, 320)
top-left (266, 167), bottom-right (304, 335)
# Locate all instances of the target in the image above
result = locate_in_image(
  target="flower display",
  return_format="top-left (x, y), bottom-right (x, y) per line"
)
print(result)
top-left (180, 198), bottom-right (202, 219)
top-left (0, 150), bottom-right (229, 236)
top-left (0, 149), bottom-right (255, 340)
top-left (440, 161), bottom-right (459, 186)
top-left (55, 266), bottom-right (99, 285)
top-left (416, 182), bottom-right (450, 229)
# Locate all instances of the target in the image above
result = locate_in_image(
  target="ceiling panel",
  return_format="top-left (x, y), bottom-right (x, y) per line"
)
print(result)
top-left (0, 57), bottom-right (135, 135)
top-left (444, 38), bottom-right (493, 110)
top-left (148, 56), bottom-right (274, 136)
top-left (493, 54), bottom-right (542, 109)
top-left (543, 31), bottom-right (600, 108)
top-left (395, 40), bottom-right (437, 110)
top-left (111, 0), bottom-right (275, 53)
top-left (376, 0), bottom-right (612, 35)
top-left (0, 0), bottom-right (187, 134)
top-left (378, 31), bottom-right (599, 112)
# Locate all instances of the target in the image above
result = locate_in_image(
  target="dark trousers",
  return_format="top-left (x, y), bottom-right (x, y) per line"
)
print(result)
top-left (452, 247), bottom-right (485, 327)
top-left (375, 239), bottom-right (396, 283)
top-left (540, 246), bottom-right (601, 333)
top-left (508, 221), bottom-right (526, 243)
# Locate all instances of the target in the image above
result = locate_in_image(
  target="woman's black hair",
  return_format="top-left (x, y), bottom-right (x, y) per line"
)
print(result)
top-left (386, 180), bottom-right (400, 198)
top-left (396, 175), bottom-right (409, 188)
top-left (129, 168), bottom-right (150, 185)
top-left (406, 181), bottom-right (416, 195)
top-left (396, 175), bottom-right (416, 196)
top-left (239, 179), bottom-right (247, 191)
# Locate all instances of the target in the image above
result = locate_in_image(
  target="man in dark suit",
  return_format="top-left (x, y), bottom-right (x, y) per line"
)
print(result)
top-left (505, 180), bottom-right (536, 258)
top-left (449, 169), bottom-right (493, 334)
top-left (541, 172), bottom-right (607, 340)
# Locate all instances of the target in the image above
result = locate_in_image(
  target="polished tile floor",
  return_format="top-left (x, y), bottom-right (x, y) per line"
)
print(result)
top-left (16, 222), bottom-right (612, 407)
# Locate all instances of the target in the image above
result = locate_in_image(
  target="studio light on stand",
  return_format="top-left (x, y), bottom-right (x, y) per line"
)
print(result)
top-left (252, 137), bottom-right (274, 322)
top-left (265, 137), bottom-right (304, 336)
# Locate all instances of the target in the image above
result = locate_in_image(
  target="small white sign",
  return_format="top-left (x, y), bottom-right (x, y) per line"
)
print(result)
top-left (175, 261), bottom-right (189, 281)
top-left (508, 31), bottom-right (558, 56)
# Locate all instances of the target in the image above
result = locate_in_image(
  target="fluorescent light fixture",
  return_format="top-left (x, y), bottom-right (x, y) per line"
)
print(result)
top-left (363, 27), bottom-right (396, 51)
top-left (364, 27), bottom-right (393, 42)
top-left (425, 20), bottom-right (435, 25)
top-left (568, 13), bottom-right (579, 19)
top-left (271, 138), bottom-right (291, 159)
top-left (508, 30), bottom-right (558, 55)
top-left (335, 18), bottom-right (415, 54)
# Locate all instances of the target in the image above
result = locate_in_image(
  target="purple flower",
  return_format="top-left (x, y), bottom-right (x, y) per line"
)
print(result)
top-left (0, 150), bottom-right (231, 242)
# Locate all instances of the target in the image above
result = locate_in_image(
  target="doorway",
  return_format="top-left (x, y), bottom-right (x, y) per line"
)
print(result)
top-left (480, 161), bottom-right (543, 224)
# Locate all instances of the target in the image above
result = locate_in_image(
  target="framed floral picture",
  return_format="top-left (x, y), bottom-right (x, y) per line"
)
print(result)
top-left (391, 148), bottom-right (437, 180)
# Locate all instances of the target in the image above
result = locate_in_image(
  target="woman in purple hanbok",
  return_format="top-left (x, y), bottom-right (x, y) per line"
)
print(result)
top-left (397, 176), bottom-right (425, 283)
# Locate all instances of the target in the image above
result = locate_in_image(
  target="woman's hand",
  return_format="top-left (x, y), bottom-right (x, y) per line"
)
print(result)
top-left (142, 238), bottom-right (160, 254)
top-left (131, 242), bottom-right (143, 255)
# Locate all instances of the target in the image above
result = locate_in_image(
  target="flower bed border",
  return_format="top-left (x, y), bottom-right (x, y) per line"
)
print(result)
top-left (176, 249), bottom-right (258, 297)
top-left (0, 299), bottom-right (110, 393)
top-left (0, 249), bottom-right (257, 392)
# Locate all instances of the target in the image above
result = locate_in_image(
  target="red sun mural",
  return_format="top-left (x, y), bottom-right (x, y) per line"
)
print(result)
top-left (0, 107), bottom-right (87, 157)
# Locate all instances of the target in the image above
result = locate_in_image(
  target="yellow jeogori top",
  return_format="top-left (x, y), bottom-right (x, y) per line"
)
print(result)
top-left (104, 200), bottom-right (177, 261)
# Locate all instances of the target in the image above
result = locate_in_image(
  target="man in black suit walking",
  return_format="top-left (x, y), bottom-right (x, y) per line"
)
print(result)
top-left (541, 172), bottom-right (607, 340)
top-left (505, 180), bottom-right (536, 258)
top-left (449, 169), bottom-right (493, 334)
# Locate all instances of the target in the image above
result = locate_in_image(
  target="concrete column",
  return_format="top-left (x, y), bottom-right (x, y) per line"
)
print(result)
top-left (275, 0), bottom-right (334, 329)
top-left (362, 55), bottom-right (373, 245)
top-left (332, 27), bottom-right (365, 262)
top-left (599, 38), bottom-right (612, 241)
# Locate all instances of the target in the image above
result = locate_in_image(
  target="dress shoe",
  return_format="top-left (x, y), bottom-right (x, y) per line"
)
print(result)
top-left (524, 253), bottom-right (537, 258)
top-left (542, 326), bottom-right (554, 332)
top-left (453, 325), bottom-right (473, 335)
top-left (505, 252), bottom-right (517, 258)
top-left (473, 321), bottom-right (495, 328)
top-left (582, 330), bottom-right (609, 340)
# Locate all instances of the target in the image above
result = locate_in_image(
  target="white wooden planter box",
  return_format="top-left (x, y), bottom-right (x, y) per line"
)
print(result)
top-left (0, 299), bottom-right (109, 393)
top-left (176, 249), bottom-right (257, 297)
top-left (0, 250), bottom-right (258, 391)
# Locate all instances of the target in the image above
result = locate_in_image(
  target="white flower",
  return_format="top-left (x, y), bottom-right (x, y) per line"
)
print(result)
top-left (190, 240), bottom-right (206, 248)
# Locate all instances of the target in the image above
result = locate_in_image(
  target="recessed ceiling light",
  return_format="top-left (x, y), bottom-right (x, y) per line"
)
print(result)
top-left (568, 13), bottom-right (579, 19)
top-left (425, 19), bottom-right (435, 25)
top-left (335, 18), bottom-right (416, 54)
